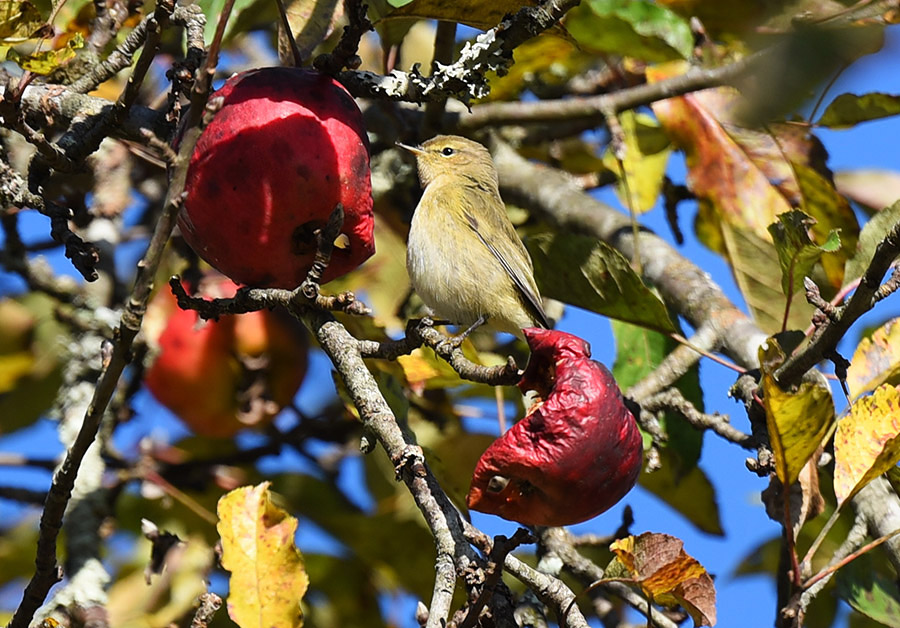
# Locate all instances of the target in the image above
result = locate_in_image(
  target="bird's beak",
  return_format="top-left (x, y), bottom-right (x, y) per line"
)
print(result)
top-left (396, 141), bottom-right (425, 156)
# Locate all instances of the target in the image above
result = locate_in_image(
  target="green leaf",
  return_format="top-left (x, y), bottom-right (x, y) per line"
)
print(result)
top-left (844, 199), bottom-right (900, 288)
top-left (271, 472), bottom-right (437, 600)
top-left (526, 232), bottom-right (676, 333)
top-left (302, 554), bottom-right (384, 628)
top-left (0, 293), bottom-right (67, 435)
top-left (817, 92), bottom-right (900, 129)
top-left (200, 0), bottom-right (258, 44)
top-left (0, 0), bottom-right (43, 41)
top-left (0, 519), bottom-right (40, 586)
top-left (768, 210), bottom-right (841, 298)
top-left (611, 320), bottom-right (703, 470)
top-left (567, 0), bottom-right (694, 62)
top-left (837, 551), bottom-right (900, 627)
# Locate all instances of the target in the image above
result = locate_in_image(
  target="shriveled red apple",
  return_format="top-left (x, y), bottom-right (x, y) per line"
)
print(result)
top-left (467, 328), bottom-right (643, 526)
top-left (144, 274), bottom-right (307, 438)
top-left (179, 67), bottom-right (375, 288)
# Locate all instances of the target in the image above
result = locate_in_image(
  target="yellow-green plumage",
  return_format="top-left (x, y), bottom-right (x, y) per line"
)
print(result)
top-left (404, 135), bottom-right (549, 337)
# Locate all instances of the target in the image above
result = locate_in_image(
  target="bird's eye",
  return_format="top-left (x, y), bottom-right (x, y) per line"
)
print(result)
top-left (487, 475), bottom-right (509, 493)
top-left (441, 147), bottom-right (455, 156)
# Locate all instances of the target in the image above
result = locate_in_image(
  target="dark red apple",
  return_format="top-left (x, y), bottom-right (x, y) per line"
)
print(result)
top-left (144, 275), bottom-right (308, 438)
top-left (179, 67), bottom-right (375, 287)
top-left (467, 328), bottom-right (643, 526)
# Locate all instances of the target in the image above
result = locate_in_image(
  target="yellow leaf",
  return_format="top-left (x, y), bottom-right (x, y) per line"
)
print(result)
top-left (609, 532), bottom-right (717, 626)
top-left (848, 318), bottom-right (900, 400)
top-left (0, 352), bottom-right (36, 391)
top-left (383, 0), bottom-right (538, 30)
top-left (602, 111), bottom-right (672, 213)
top-left (833, 384), bottom-right (900, 505)
top-left (6, 31), bottom-right (82, 74)
top-left (0, 0), bottom-right (43, 42)
top-left (217, 483), bottom-right (308, 628)
top-left (760, 340), bottom-right (835, 486)
top-left (485, 33), bottom-right (591, 102)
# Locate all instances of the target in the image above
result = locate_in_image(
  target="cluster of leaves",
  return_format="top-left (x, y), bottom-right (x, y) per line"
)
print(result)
top-left (2, 0), bottom-right (900, 627)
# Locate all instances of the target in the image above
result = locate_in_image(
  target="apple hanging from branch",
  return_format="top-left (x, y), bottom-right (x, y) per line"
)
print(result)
top-left (178, 67), bottom-right (375, 288)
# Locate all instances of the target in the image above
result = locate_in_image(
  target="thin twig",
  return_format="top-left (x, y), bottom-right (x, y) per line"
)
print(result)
top-left (4, 1), bottom-right (234, 623)
top-left (333, 0), bottom-right (579, 103)
top-left (313, 0), bottom-right (372, 75)
top-left (641, 388), bottom-right (756, 449)
top-left (803, 524), bottom-right (900, 590)
top-left (777, 221), bottom-right (900, 385)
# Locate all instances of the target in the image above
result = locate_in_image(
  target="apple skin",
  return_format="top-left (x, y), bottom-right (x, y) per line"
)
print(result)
top-left (467, 328), bottom-right (643, 526)
top-left (144, 276), bottom-right (308, 438)
top-left (179, 67), bottom-right (375, 288)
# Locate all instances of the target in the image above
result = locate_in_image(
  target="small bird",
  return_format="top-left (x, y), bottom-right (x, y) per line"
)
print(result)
top-left (399, 135), bottom-right (550, 337)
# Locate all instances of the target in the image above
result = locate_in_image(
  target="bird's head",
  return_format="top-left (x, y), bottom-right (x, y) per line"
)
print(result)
top-left (398, 135), bottom-right (498, 188)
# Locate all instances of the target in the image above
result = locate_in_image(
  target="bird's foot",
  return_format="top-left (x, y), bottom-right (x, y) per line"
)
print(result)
top-left (438, 315), bottom-right (487, 352)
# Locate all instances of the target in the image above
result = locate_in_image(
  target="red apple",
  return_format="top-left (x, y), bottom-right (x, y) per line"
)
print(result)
top-left (144, 275), bottom-right (308, 438)
top-left (467, 328), bottom-right (643, 526)
top-left (179, 67), bottom-right (375, 288)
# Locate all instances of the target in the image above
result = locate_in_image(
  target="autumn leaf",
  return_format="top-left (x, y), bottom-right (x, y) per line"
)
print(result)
top-left (217, 483), bottom-right (308, 628)
top-left (835, 169), bottom-right (900, 213)
top-left (382, 0), bottom-right (538, 30)
top-left (396, 346), bottom-right (472, 393)
top-left (648, 74), bottom-right (792, 240)
top-left (760, 340), bottom-right (835, 486)
top-left (847, 318), bottom-right (900, 400)
top-left (648, 67), bottom-right (855, 328)
top-left (833, 384), bottom-right (900, 505)
top-left (608, 532), bottom-right (717, 626)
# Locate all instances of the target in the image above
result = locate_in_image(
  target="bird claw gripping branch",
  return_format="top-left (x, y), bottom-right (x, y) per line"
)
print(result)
top-left (467, 328), bottom-right (643, 527)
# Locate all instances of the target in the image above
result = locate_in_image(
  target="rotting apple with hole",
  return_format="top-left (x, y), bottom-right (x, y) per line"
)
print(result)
top-left (178, 67), bottom-right (375, 288)
top-left (467, 328), bottom-right (643, 526)
top-left (144, 274), bottom-right (308, 438)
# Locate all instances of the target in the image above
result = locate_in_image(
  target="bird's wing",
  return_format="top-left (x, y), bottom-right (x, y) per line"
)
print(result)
top-left (460, 185), bottom-right (550, 329)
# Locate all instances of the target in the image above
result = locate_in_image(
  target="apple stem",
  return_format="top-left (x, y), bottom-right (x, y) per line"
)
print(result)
top-left (300, 203), bottom-right (345, 299)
